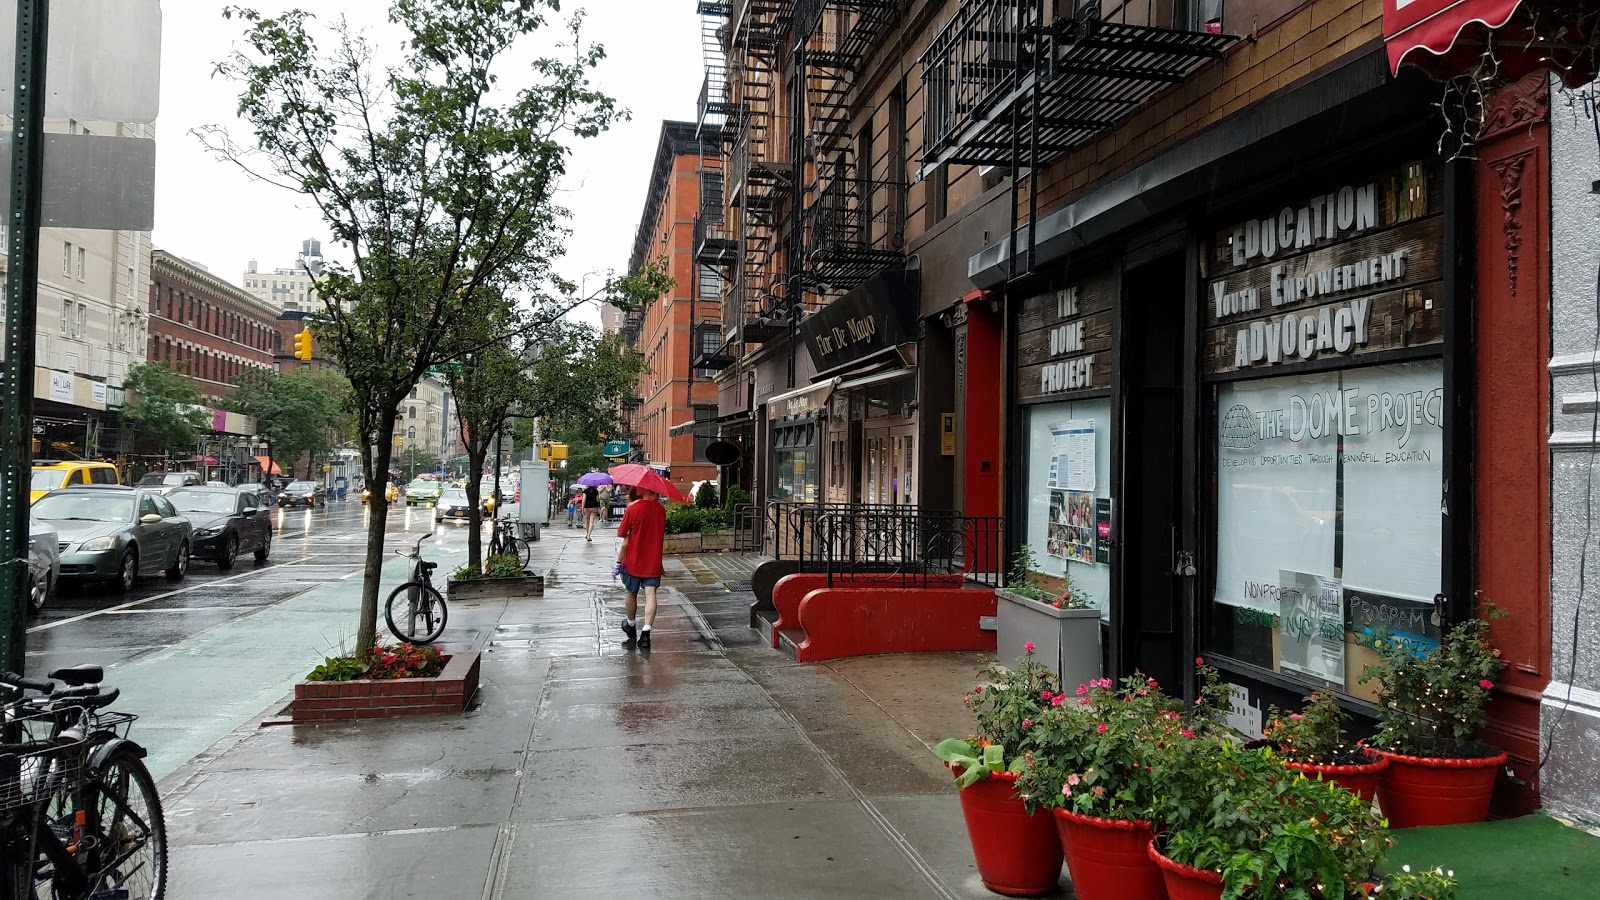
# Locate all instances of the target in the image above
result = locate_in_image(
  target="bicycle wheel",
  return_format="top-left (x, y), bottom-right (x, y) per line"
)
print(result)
top-left (385, 581), bottom-right (448, 644)
top-left (509, 535), bottom-right (532, 569)
top-left (83, 747), bottom-right (167, 900)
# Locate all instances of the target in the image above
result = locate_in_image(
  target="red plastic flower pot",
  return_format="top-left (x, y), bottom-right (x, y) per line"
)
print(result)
top-left (1283, 748), bottom-right (1389, 803)
top-left (1147, 839), bottom-right (1223, 900)
top-left (951, 768), bottom-right (1064, 896)
top-left (1371, 747), bottom-right (1508, 828)
top-left (1052, 809), bottom-right (1166, 900)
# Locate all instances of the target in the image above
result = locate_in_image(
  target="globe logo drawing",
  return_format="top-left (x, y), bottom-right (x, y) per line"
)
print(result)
top-left (1220, 404), bottom-right (1259, 450)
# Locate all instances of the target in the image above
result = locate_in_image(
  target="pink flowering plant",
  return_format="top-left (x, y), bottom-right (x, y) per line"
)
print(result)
top-left (1015, 674), bottom-right (1194, 821)
top-left (934, 643), bottom-right (1061, 788)
top-left (1359, 598), bottom-right (1507, 758)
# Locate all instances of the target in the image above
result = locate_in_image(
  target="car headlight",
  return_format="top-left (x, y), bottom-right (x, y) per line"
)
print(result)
top-left (79, 536), bottom-right (117, 552)
top-left (195, 527), bottom-right (223, 538)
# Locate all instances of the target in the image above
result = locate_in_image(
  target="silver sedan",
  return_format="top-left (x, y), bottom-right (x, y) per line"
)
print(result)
top-left (27, 518), bottom-right (59, 614)
top-left (33, 486), bottom-right (193, 593)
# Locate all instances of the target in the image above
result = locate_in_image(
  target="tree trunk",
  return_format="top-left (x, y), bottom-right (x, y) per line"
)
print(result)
top-left (357, 406), bottom-right (400, 656)
top-left (465, 441), bottom-right (488, 570)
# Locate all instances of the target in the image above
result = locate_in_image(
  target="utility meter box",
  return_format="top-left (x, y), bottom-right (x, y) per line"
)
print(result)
top-left (517, 461), bottom-right (551, 532)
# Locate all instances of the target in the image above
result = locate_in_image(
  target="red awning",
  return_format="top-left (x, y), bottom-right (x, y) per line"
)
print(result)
top-left (1385, 1), bottom-right (1598, 86)
top-left (253, 455), bottom-right (282, 476)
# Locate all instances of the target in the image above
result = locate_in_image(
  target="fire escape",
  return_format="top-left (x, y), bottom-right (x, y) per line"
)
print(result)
top-left (920, 0), bottom-right (1235, 282)
top-left (794, 0), bottom-right (905, 294)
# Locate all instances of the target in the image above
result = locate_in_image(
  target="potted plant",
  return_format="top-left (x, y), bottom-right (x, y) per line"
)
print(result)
top-left (1358, 600), bottom-right (1509, 827)
top-left (1016, 674), bottom-right (1188, 900)
top-left (996, 544), bottom-right (1101, 689)
top-left (933, 644), bottom-right (1065, 897)
top-left (1264, 690), bottom-right (1388, 802)
top-left (1147, 739), bottom-right (1393, 900)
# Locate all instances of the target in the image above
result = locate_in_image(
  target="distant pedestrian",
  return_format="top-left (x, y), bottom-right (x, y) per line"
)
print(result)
top-left (582, 484), bottom-right (601, 541)
top-left (613, 486), bottom-right (665, 649)
top-left (565, 491), bottom-right (579, 527)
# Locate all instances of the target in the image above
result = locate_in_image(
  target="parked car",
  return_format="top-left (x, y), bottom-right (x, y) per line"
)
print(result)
top-left (404, 478), bottom-right (442, 506)
top-left (435, 488), bottom-right (475, 523)
top-left (27, 518), bottom-right (59, 614)
top-left (277, 481), bottom-right (326, 508)
top-left (136, 471), bottom-right (204, 495)
top-left (29, 459), bottom-right (120, 504)
top-left (361, 482), bottom-right (403, 504)
top-left (33, 486), bottom-right (192, 592)
top-left (168, 487), bottom-right (272, 569)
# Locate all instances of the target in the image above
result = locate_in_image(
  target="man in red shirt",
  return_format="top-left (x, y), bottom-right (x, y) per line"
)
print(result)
top-left (613, 487), bottom-right (666, 649)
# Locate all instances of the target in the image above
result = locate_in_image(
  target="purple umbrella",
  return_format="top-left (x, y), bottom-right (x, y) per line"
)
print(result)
top-left (577, 471), bottom-right (613, 487)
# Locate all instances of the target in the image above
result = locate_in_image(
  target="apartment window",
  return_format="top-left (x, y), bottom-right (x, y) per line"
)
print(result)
top-left (698, 265), bottom-right (720, 301)
top-left (76, 247), bottom-right (85, 280)
top-left (62, 242), bottom-right (72, 276)
top-left (407, 427), bottom-right (417, 441)
top-left (126, 266), bottom-right (135, 298)
top-left (76, 302), bottom-right (87, 338)
top-left (409, 406), bottom-right (416, 419)
top-left (59, 300), bottom-right (69, 336)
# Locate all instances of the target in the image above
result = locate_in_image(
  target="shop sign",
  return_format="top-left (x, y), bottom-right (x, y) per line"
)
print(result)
top-left (90, 381), bottom-right (107, 405)
top-left (1278, 570), bottom-right (1345, 686)
top-left (798, 269), bottom-right (915, 373)
top-left (48, 372), bottom-right (74, 402)
top-left (1016, 271), bottom-right (1115, 401)
top-left (1204, 163), bottom-right (1443, 375)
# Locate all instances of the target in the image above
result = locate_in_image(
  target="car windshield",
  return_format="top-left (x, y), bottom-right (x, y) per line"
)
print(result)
top-left (30, 470), bottom-right (67, 491)
top-left (168, 491), bottom-right (237, 514)
top-left (408, 481), bottom-right (436, 491)
top-left (441, 489), bottom-right (468, 503)
top-left (287, 482), bottom-right (317, 491)
top-left (138, 473), bottom-right (189, 486)
top-left (32, 493), bottom-right (135, 523)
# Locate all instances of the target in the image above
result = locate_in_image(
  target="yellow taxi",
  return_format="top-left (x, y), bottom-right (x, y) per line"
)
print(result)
top-left (361, 482), bottom-right (402, 503)
top-left (30, 460), bottom-right (120, 504)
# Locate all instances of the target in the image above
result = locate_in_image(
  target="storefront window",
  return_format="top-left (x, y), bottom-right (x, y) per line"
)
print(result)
top-left (1023, 400), bottom-right (1113, 620)
top-left (1209, 359), bottom-right (1445, 694)
top-left (773, 422), bottom-right (819, 502)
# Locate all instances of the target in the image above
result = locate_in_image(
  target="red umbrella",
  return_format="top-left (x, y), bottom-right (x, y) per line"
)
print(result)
top-left (607, 463), bottom-right (688, 503)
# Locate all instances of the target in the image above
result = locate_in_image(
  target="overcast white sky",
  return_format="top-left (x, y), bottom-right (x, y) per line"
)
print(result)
top-left (151, 0), bottom-right (704, 324)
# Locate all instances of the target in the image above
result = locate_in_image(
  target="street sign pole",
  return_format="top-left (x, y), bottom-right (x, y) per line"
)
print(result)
top-left (0, 0), bottom-right (50, 674)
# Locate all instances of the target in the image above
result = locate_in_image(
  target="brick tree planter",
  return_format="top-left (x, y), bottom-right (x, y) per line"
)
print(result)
top-left (291, 651), bottom-right (481, 722)
top-left (663, 532), bottom-right (703, 554)
top-left (446, 574), bottom-right (544, 601)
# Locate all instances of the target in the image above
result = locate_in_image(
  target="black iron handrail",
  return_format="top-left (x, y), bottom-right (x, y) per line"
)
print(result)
top-left (818, 508), bottom-right (1004, 588)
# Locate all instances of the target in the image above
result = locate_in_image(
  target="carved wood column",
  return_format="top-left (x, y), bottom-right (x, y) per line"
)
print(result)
top-left (1473, 70), bottom-right (1552, 816)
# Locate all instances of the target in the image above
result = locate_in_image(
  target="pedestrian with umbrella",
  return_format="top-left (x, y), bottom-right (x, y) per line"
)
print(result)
top-left (576, 471), bottom-right (611, 542)
top-left (608, 464), bottom-right (684, 649)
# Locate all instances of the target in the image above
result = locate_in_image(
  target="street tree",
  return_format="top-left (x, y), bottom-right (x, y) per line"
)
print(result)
top-left (120, 362), bottom-right (212, 460)
top-left (227, 369), bottom-right (351, 479)
top-left (399, 445), bottom-right (435, 479)
top-left (204, 0), bottom-right (629, 654)
top-left (444, 325), bottom-right (532, 569)
top-left (521, 323), bottom-right (647, 441)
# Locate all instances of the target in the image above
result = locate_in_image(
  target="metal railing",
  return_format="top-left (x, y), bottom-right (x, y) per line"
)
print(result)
top-left (807, 161), bottom-right (906, 290)
top-left (763, 500), bottom-right (1004, 588)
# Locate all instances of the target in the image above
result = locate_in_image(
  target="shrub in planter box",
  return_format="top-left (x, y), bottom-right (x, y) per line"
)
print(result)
top-left (447, 554), bottom-right (544, 600)
top-left (1263, 690), bottom-right (1387, 802)
top-left (997, 545), bottom-right (1100, 689)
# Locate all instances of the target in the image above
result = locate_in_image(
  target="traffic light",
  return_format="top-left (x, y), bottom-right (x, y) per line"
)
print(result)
top-left (537, 442), bottom-right (569, 461)
top-left (293, 328), bottom-right (313, 360)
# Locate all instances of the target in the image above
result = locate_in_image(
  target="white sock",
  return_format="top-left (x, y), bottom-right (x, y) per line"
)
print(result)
top-left (641, 624), bottom-right (651, 632)
top-left (625, 618), bottom-right (635, 628)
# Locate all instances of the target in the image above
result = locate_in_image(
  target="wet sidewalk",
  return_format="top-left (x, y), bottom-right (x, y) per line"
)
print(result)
top-left (161, 523), bottom-right (1000, 899)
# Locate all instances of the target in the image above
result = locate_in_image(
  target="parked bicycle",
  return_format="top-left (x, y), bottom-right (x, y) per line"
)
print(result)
top-left (385, 534), bottom-right (448, 644)
top-left (0, 666), bottom-right (167, 900)
top-left (486, 516), bottom-right (532, 569)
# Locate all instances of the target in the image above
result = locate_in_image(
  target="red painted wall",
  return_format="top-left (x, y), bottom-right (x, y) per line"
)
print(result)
top-left (1472, 72), bottom-right (1551, 814)
top-left (962, 291), bottom-right (1003, 518)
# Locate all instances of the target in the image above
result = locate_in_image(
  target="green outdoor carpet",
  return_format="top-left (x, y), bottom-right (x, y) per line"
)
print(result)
top-left (1385, 813), bottom-right (1600, 899)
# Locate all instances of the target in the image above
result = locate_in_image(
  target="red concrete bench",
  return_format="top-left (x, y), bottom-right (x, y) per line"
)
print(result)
top-left (793, 586), bottom-right (998, 662)
top-left (770, 571), bottom-right (967, 645)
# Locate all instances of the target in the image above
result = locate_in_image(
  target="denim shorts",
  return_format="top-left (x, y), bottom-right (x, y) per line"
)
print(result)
top-left (619, 570), bottom-right (661, 593)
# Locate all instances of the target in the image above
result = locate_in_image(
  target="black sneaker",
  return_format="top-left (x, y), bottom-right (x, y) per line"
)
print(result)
top-left (621, 620), bottom-right (637, 643)
top-left (638, 629), bottom-right (652, 649)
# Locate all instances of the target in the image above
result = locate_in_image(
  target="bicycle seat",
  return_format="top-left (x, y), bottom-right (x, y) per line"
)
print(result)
top-left (48, 664), bottom-right (103, 686)
top-left (421, 561), bottom-right (438, 572)
top-left (49, 686), bottom-right (119, 710)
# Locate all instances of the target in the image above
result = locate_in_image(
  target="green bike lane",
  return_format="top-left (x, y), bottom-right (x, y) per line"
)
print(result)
top-left (55, 521), bottom-right (472, 783)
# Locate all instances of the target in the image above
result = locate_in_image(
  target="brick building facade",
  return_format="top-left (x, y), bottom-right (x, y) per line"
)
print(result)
top-left (147, 250), bottom-right (279, 402)
top-left (622, 121), bottom-right (723, 496)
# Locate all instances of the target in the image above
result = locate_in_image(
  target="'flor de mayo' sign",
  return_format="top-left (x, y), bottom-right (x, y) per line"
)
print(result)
top-left (1204, 163), bottom-right (1443, 375)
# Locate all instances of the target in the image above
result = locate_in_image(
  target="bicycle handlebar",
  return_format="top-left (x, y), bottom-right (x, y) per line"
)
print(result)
top-left (0, 672), bottom-right (54, 694)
